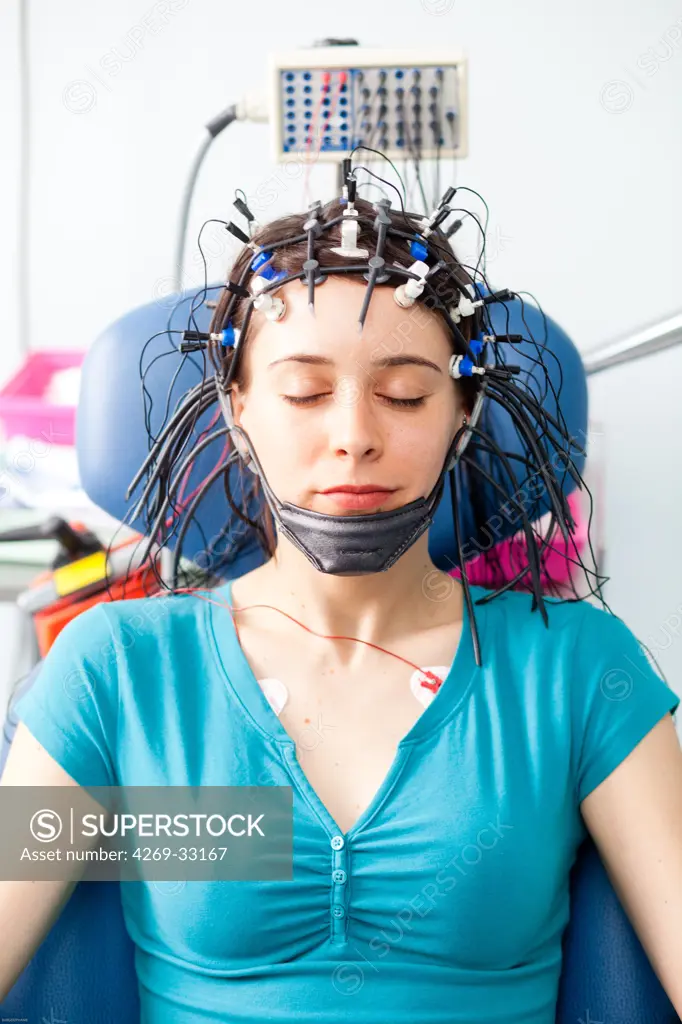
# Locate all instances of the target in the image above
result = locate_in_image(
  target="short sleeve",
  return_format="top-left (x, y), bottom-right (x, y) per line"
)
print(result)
top-left (571, 602), bottom-right (680, 804)
top-left (12, 603), bottom-right (119, 789)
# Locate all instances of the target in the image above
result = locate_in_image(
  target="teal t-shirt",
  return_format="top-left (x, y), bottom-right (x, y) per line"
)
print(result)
top-left (13, 582), bottom-right (679, 1023)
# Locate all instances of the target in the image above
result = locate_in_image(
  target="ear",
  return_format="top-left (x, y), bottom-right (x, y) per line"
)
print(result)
top-left (229, 382), bottom-right (246, 429)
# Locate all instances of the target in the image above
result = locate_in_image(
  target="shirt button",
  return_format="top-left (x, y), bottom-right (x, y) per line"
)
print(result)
top-left (332, 905), bottom-right (345, 918)
top-left (332, 869), bottom-right (347, 884)
top-left (330, 835), bottom-right (345, 850)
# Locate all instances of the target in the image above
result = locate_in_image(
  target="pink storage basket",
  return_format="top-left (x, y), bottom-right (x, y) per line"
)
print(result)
top-left (449, 489), bottom-right (588, 590)
top-left (0, 350), bottom-right (85, 446)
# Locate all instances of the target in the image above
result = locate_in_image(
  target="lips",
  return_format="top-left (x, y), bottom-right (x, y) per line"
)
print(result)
top-left (320, 489), bottom-right (395, 511)
top-left (320, 486), bottom-right (394, 494)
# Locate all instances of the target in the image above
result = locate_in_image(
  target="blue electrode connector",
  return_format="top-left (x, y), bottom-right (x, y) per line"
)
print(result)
top-left (250, 251), bottom-right (287, 283)
top-left (470, 333), bottom-right (484, 356)
top-left (220, 323), bottom-right (237, 348)
top-left (251, 251), bottom-right (273, 273)
top-left (409, 238), bottom-right (429, 261)
top-left (448, 354), bottom-right (486, 379)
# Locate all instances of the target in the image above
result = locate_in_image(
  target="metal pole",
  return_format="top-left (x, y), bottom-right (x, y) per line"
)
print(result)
top-left (583, 311), bottom-right (682, 377)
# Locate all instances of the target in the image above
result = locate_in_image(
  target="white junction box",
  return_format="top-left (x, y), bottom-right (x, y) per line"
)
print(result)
top-left (268, 46), bottom-right (468, 164)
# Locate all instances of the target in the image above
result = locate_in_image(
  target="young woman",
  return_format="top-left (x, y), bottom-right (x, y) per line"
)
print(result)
top-left (1, 189), bottom-right (681, 1023)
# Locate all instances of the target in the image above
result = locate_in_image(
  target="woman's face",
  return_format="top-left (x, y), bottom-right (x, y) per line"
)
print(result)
top-left (230, 277), bottom-right (465, 515)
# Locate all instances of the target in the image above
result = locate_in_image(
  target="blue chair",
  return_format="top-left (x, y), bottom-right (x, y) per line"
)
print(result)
top-left (1, 284), bottom-right (677, 1023)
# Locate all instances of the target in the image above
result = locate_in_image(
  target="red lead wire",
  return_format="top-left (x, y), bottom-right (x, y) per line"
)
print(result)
top-left (165, 587), bottom-right (445, 693)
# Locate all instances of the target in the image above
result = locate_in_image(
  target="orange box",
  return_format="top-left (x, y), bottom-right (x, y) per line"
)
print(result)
top-left (32, 563), bottom-right (160, 657)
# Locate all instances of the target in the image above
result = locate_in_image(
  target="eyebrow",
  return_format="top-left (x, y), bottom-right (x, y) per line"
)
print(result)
top-left (267, 354), bottom-right (443, 373)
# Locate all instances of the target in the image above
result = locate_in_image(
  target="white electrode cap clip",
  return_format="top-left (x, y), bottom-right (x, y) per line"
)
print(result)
top-left (251, 274), bottom-right (286, 321)
top-left (393, 259), bottom-right (430, 308)
top-left (330, 209), bottom-right (369, 258)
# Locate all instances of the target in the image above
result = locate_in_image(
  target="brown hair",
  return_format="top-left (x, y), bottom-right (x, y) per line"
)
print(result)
top-left (211, 197), bottom-right (477, 393)
top-left (208, 196), bottom-right (479, 561)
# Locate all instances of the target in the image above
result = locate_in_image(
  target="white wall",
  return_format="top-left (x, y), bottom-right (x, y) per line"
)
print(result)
top-left (588, 348), bottom-right (682, 703)
top-left (0, 0), bottom-right (681, 695)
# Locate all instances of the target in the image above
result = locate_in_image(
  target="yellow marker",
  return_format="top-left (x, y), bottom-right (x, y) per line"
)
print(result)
top-left (52, 551), bottom-right (109, 597)
top-left (17, 544), bottom-right (150, 615)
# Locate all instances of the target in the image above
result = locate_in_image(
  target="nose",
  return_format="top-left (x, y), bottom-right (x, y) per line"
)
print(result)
top-left (327, 378), bottom-right (383, 461)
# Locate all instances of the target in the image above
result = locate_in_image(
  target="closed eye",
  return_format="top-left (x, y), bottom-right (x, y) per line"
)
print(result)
top-left (282, 394), bottom-right (427, 408)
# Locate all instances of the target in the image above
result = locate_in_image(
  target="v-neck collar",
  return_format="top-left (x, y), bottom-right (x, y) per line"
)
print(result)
top-left (206, 578), bottom-right (488, 757)
top-left (205, 579), bottom-right (489, 840)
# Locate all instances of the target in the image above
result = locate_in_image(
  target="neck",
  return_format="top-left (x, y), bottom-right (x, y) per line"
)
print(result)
top-left (252, 530), bottom-right (462, 647)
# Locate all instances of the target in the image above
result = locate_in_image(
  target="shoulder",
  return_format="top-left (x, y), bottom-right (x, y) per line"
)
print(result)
top-left (465, 586), bottom-right (679, 807)
top-left (30, 590), bottom-right (218, 685)
top-left (473, 584), bottom-right (664, 673)
top-left (468, 585), bottom-right (670, 706)
top-left (91, 588), bottom-right (214, 659)
top-left (472, 584), bottom-right (589, 652)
